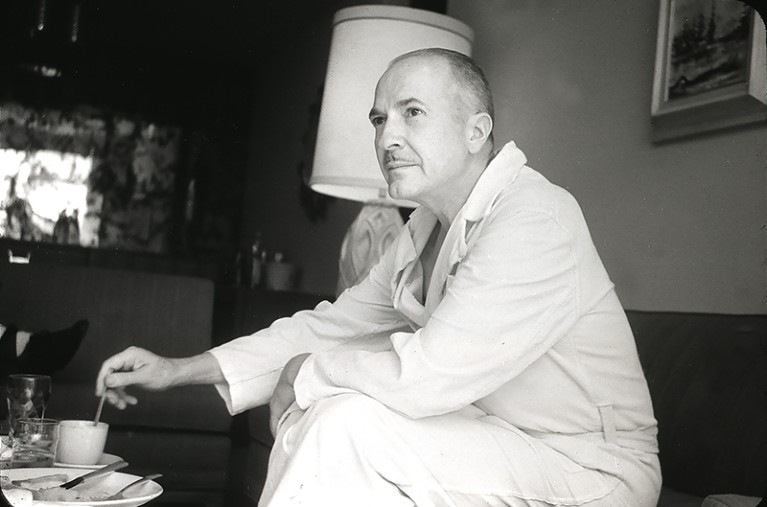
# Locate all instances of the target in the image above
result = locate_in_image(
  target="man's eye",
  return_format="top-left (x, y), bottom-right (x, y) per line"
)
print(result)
top-left (407, 108), bottom-right (423, 117)
top-left (370, 116), bottom-right (385, 127)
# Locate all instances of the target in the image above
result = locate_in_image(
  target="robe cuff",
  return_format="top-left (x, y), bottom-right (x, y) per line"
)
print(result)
top-left (208, 346), bottom-right (277, 415)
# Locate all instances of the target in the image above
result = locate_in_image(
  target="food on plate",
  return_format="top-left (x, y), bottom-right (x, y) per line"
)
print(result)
top-left (1, 473), bottom-right (110, 502)
top-left (29, 485), bottom-right (82, 501)
top-left (4, 473), bottom-right (69, 489)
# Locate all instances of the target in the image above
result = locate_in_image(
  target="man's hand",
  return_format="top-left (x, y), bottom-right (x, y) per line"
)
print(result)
top-left (269, 353), bottom-right (311, 436)
top-left (95, 347), bottom-right (179, 409)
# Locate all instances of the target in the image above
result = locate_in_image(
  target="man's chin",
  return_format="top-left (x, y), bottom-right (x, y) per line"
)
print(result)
top-left (387, 185), bottom-right (411, 202)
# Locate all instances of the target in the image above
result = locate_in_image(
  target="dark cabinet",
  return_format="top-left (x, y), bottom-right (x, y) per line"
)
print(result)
top-left (212, 285), bottom-right (331, 348)
top-left (213, 286), bottom-right (331, 506)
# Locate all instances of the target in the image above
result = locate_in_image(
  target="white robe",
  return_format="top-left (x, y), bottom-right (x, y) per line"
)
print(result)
top-left (209, 141), bottom-right (661, 505)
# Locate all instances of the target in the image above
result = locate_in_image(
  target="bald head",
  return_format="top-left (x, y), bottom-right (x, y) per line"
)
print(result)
top-left (389, 48), bottom-right (494, 143)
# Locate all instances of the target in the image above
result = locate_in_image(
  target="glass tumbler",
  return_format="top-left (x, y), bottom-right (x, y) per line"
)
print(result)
top-left (5, 374), bottom-right (52, 438)
top-left (11, 418), bottom-right (60, 468)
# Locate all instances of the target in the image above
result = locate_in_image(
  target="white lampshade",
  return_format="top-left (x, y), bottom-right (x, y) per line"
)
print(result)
top-left (310, 5), bottom-right (474, 208)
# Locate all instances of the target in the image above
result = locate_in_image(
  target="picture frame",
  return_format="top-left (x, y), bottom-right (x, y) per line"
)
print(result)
top-left (651, 0), bottom-right (766, 142)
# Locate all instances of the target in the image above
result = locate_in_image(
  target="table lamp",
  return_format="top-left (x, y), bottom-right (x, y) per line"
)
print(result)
top-left (309, 4), bottom-right (473, 294)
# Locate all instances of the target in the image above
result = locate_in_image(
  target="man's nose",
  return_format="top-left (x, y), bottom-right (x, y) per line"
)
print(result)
top-left (376, 117), bottom-right (404, 151)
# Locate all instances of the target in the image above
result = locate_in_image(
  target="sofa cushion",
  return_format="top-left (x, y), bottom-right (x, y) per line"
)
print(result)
top-left (657, 485), bottom-right (704, 507)
top-left (627, 311), bottom-right (767, 498)
top-left (703, 495), bottom-right (763, 507)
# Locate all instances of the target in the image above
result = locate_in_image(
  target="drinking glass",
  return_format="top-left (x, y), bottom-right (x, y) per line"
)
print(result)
top-left (5, 374), bottom-right (52, 437)
top-left (11, 418), bottom-right (60, 468)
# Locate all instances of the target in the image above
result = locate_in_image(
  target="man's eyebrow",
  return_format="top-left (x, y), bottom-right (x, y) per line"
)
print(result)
top-left (369, 98), bottom-right (426, 119)
top-left (368, 107), bottom-right (384, 120)
top-left (396, 97), bottom-right (425, 108)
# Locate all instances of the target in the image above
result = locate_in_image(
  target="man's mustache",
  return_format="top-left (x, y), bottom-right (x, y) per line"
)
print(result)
top-left (383, 154), bottom-right (418, 168)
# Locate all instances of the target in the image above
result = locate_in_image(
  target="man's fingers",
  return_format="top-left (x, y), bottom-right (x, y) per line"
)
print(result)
top-left (269, 403), bottom-right (284, 437)
top-left (114, 387), bottom-right (138, 406)
top-left (96, 347), bottom-right (151, 407)
top-left (104, 388), bottom-right (137, 410)
top-left (269, 382), bottom-right (295, 437)
top-left (95, 362), bottom-right (117, 396)
top-left (95, 347), bottom-right (145, 395)
top-left (268, 354), bottom-right (310, 435)
top-left (269, 395), bottom-right (280, 435)
top-left (104, 369), bottom-right (147, 390)
top-left (269, 396), bottom-right (281, 436)
top-left (269, 395), bottom-right (286, 436)
top-left (105, 390), bottom-right (125, 409)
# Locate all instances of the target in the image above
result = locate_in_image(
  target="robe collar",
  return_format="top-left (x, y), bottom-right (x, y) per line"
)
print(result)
top-left (389, 141), bottom-right (528, 328)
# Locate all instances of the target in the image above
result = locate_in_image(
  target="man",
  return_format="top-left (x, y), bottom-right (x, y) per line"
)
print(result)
top-left (97, 48), bottom-right (661, 506)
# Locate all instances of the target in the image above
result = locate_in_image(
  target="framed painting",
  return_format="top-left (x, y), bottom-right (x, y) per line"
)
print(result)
top-left (651, 0), bottom-right (766, 142)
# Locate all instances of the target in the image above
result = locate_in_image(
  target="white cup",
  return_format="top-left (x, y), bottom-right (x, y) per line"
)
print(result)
top-left (56, 420), bottom-right (109, 466)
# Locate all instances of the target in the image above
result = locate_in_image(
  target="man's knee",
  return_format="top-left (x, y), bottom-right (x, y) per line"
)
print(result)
top-left (303, 393), bottom-right (393, 442)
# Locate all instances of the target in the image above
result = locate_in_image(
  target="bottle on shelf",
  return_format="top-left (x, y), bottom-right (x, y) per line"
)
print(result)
top-left (249, 233), bottom-right (266, 288)
top-left (265, 251), bottom-right (297, 291)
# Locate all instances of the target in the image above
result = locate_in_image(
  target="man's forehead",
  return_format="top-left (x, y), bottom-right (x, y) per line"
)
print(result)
top-left (374, 55), bottom-right (454, 102)
top-left (382, 54), bottom-right (450, 82)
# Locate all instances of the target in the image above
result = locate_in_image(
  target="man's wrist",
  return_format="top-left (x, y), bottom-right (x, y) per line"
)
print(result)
top-left (168, 352), bottom-right (225, 387)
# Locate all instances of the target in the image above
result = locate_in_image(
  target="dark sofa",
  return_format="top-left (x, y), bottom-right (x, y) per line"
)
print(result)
top-left (629, 310), bottom-right (767, 506)
top-left (235, 308), bottom-right (767, 506)
top-left (0, 262), bottom-right (233, 506)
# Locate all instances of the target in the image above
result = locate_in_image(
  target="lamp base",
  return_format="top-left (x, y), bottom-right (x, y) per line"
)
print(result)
top-left (336, 203), bottom-right (404, 296)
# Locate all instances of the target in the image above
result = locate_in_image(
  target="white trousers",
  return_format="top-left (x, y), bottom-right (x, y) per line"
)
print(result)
top-left (259, 394), bottom-right (661, 507)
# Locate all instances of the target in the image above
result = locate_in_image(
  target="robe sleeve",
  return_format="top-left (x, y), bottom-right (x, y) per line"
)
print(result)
top-left (293, 207), bottom-right (580, 419)
top-left (207, 229), bottom-right (409, 415)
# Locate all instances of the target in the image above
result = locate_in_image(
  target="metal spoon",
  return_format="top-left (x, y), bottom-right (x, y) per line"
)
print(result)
top-left (106, 473), bottom-right (162, 500)
top-left (94, 392), bottom-right (107, 425)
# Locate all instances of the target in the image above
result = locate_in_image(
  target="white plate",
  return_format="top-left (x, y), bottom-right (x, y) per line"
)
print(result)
top-left (54, 454), bottom-right (123, 470)
top-left (1, 467), bottom-right (163, 506)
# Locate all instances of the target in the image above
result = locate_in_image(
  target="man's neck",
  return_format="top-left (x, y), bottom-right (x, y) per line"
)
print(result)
top-left (432, 146), bottom-right (493, 227)
top-left (420, 222), bottom-right (448, 300)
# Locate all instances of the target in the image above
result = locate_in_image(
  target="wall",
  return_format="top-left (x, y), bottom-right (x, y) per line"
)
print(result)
top-left (240, 4), bottom-right (360, 295)
top-left (449, 0), bottom-right (767, 314)
top-left (241, 1), bottom-right (412, 296)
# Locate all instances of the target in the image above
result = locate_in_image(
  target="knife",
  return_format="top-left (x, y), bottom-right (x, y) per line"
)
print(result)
top-left (60, 460), bottom-right (129, 489)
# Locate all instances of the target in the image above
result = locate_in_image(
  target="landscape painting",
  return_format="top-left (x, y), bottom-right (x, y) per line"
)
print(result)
top-left (665, 0), bottom-right (752, 101)
top-left (650, 0), bottom-right (765, 141)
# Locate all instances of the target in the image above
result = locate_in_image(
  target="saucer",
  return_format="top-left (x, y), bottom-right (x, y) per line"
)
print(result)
top-left (54, 452), bottom-right (123, 470)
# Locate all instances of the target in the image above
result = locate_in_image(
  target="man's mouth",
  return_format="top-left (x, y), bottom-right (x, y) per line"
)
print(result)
top-left (384, 159), bottom-right (417, 171)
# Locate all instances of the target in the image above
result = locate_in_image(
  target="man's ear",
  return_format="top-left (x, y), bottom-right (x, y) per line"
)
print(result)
top-left (467, 112), bottom-right (493, 154)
